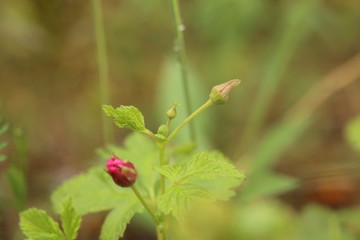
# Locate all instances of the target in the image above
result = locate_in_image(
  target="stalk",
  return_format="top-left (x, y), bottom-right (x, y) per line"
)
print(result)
top-left (168, 0), bottom-right (196, 142)
top-left (91, 0), bottom-right (114, 145)
top-left (166, 99), bottom-right (214, 144)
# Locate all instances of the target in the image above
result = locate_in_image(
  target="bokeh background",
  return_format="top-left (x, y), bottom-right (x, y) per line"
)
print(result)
top-left (1, 0), bottom-right (360, 239)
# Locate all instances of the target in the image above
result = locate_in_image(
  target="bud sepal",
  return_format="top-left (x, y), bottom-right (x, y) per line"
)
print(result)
top-left (209, 79), bottom-right (241, 104)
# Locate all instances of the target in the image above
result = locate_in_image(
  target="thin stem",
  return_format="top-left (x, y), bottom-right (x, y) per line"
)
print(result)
top-left (159, 144), bottom-right (166, 194)
top-left (166, 99), bottom-right (214, 144)
top-left (168, 0), bottom-right (195, 142)
top-left (142, 129), bottom-right (157, 142)
top-left (130, 185), bottom-right (159, 225)
top-left (91, 0), bottom-right (114, 145)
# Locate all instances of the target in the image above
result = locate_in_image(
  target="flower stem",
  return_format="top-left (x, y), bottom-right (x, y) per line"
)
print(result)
top-left (159, 144), bottom-right (166, 194)
top-left (168, 0), bottom-right (195, 142)
top-left (166, 99), bottom-right (214, 144)
top-left (130, 185), bottom-right (159, 225)
top-left (91, 0), bottom-right (114, 145)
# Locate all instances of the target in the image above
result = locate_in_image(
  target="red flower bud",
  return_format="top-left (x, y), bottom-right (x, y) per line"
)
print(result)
top-left (106, 157), bottom-right (137, 187)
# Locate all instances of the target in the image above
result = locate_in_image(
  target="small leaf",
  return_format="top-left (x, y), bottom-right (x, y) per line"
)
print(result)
top-left (102, 105), bottom-right (146, 131)
top-left (100, 200), bottom-right (143, 240)
top-left (61, 198), bottom-right (82, 240)
top-left (20, 208), bottom-right (65, 240)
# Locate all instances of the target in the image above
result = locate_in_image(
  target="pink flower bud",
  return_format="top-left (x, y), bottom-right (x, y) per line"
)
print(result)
top-left (209, 79), bottom-right (241, 104)
top-left (106, 157), bottom-right (137, 187)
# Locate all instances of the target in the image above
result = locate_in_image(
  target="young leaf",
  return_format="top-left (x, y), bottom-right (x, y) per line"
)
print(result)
top-left (61, 198), bottom-right (82, 240)
top-left (20, 208), bottom-right (65, 240)
top-left (157, 151), bottom-right (244, 217)
top-left (100, 201), bottom-right (143, 240)
top-left (102, 105), bottom-right (146, 131)
top-left (51, 167), bottom-right (137, 215)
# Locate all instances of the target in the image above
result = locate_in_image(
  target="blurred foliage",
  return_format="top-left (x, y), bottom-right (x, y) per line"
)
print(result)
top-left (1, 0), bottom-right (360, 239)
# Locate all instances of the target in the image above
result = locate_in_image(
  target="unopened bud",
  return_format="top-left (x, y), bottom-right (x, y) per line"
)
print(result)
top-left (157, 124), bottom-right (169, 137)
top-left (166, 103), bottom-right (178, 119)
top-left (209, 79), bottom-right (241, 104)
top-left (106, 157), bottom-right (137, 187)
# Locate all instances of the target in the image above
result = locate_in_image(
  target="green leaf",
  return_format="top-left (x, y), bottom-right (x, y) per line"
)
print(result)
top-left (157, 151), bottom-right (244, 217)
top-left (20, 208), bottom-right (65, 240)
top-left (51, 167), bottom-right (137, 215)
top-left (158, 184), bottom-right (211, 217)
top-left (100, 200), bottom-right (143, 240)
top-left (101, 133), bottom-right (158, 196)
top-left (345, 116), bottom-right (360, 152)
top-left (102, 105), bottom-right (146, 131)
top-left (61, 198), bottom-right (81, 240)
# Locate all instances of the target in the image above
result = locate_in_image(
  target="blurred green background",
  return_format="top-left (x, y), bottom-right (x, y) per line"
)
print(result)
top-left (1, 0), bottom-right (360, 239)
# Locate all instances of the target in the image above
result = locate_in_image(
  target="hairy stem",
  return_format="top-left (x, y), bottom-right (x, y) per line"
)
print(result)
top-left (168, 0), bottom-right (195, 142)
top-left (91, 0), bottom-right (114, 145)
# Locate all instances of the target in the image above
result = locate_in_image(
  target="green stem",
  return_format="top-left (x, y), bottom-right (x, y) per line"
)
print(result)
top-left (91, 0), bottom-right (114, 145)
top-left (166, 99), bottom-right (214, 144)
top-left (168, 0), bottom-right (195, 142)
top-left (131, 185), bottom-right (166, 239)
top-left (131, 185), bottom-right (159, 225)
top-left (159, 144), bottom-right (166, 194)
top-left (142, 129), bottom-right (157, 142)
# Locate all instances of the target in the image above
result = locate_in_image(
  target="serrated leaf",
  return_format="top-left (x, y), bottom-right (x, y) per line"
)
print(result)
top-left (157, 151), bottom-right (244, 217)
top-left (345, 116), bottom-right (360, 152)
top-left (61, 198), bottom-right (81, 240)
top-left (102, 105), bottom-right (146, 131)
top-left (100, 200), bottom-right (143, 240)
top-left (157, 152), bottom-right (244, 182)
top-left (158, 184), bottom-right (211, 217)
top-left (51, 167), bottom-right (137, 215)
top-left (20, 208), bottom-right (65, 240)
top-left (101, 133), bottom-right (158, 196)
